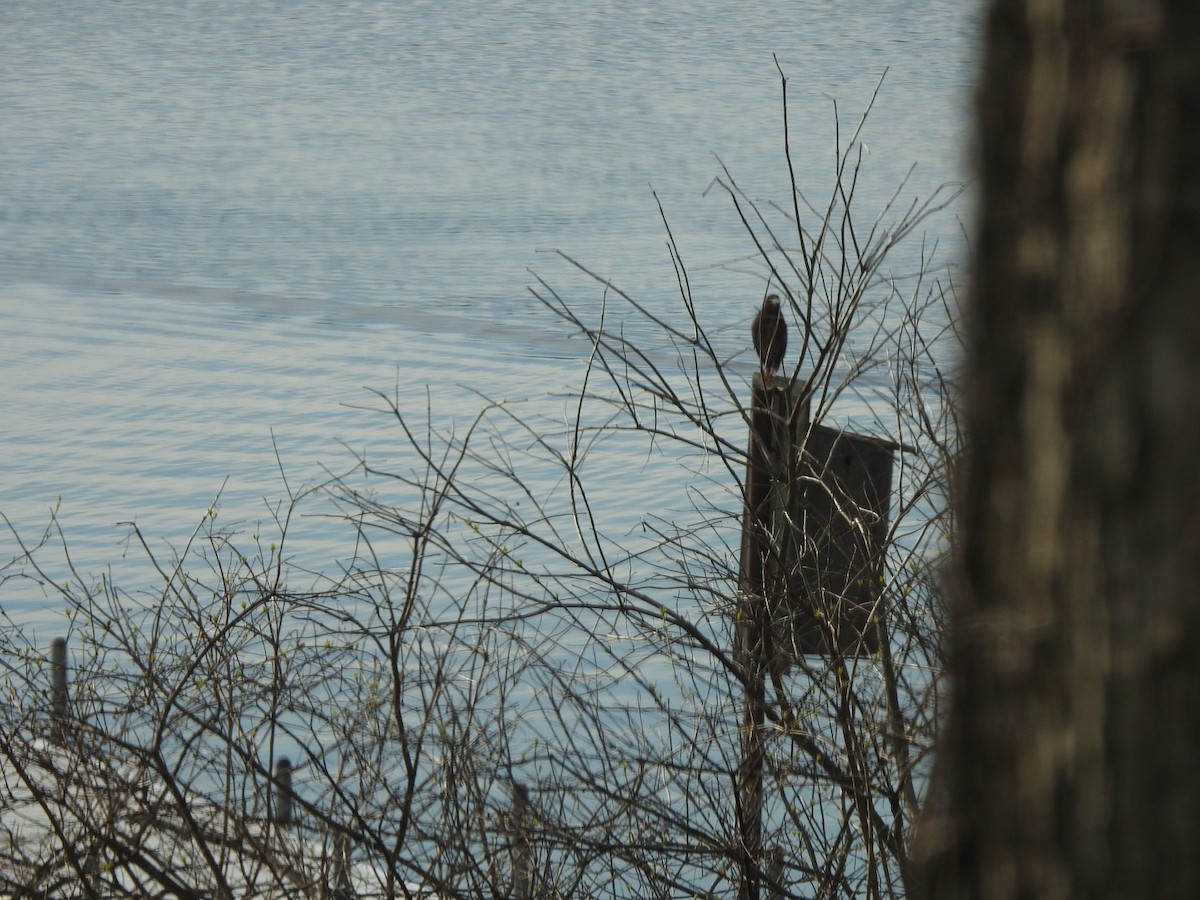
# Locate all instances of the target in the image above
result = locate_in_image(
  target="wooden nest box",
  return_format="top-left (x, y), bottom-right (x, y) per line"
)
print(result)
top-left (740, 375), bottom-right (898, 667)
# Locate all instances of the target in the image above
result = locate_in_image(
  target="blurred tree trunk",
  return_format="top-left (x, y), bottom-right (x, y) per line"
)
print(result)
top-left (917, 3), bottom-right (1200, 899)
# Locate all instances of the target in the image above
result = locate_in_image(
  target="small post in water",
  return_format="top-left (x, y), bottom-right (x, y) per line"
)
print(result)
top-left (512, 781), bottom-right (533, 900)
top-left (51, 637), bottom-right (69, 742)
top-left (274, 757), bottom-right (294, 827)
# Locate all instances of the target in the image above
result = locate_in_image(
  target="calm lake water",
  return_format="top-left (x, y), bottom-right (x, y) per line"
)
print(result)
top-left (1, 1), bottom-right (980, 636)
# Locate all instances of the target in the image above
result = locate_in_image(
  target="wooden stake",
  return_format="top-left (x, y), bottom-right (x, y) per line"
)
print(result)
top-left (737, 375), bottom-right (809, 899)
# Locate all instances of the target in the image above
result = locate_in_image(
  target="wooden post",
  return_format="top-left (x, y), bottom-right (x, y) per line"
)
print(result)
top-left (511, 781), bottom-right (533, 900)
top-left (737, 375), bottom-right (809, 900)
top-left (328, 831), bottom-right (355, 899)
top-left (51, 636), bottom-right (68, 742)
top-left (766, 845), bottom-right (785, 898)
top-left (274, 757), bottom-right (294, 826)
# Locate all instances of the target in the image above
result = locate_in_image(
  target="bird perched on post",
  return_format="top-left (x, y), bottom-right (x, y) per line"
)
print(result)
top-left (752, 294), bottom-right (787, 386)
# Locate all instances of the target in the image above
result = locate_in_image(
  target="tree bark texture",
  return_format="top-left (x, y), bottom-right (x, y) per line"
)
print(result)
top-left (919, 2), bottom-right (1200, 899)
